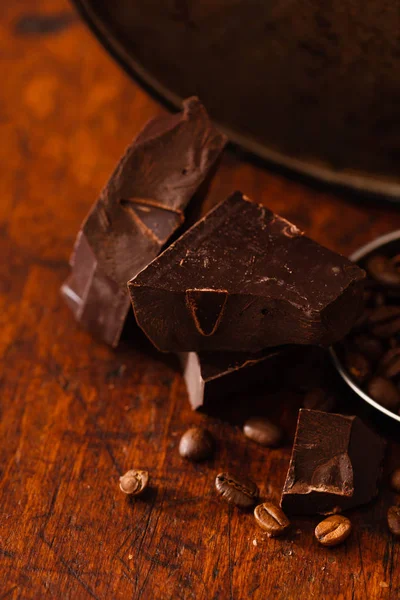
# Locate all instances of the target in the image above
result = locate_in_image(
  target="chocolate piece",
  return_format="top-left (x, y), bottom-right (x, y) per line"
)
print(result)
top-left (280, 409), bottom-right (385, 515)
top-left (61, 97), bottom-right (226, 346)
top-left (179, 348), bottom-right (287, 411)
top-left (130, 192), bottom-right (365, 353)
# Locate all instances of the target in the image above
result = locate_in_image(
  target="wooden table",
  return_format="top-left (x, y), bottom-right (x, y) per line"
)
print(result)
top-left (2, 2), bottom-right (400, 598)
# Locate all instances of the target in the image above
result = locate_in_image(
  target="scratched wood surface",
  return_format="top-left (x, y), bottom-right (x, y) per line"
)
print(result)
top-left (2, 1), bottom-right (400, 598)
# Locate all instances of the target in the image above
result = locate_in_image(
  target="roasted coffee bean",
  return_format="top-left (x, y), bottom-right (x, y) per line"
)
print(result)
top-left (352, 334), bottom-right (384, 362)
top-left (179, 427), bottom-right (214, 461)
top-left (387, 506), bottom-right (400, 536)
top-left (390, 469), bottom-right (400, 493)
top-left (352, 308), bottom-right (371, 331)
top-left (367, 376), bottom-right (400, 411)
top-left (372, 291), bottom-right (386, 307)
top-left (366, 254), bottom-right (400, 287)
top-left (215, 472), bottom-right (259, 508)
top-left (369, 305), bottom-right (400, 338)
top-left (343, 349), bottom-right (371, 382)
top-left (302, 388), bottom-right (336, 412)
top-left (378, 348), bottom-right (400, 379)
top-left (119, 469), bottom-right (149, 495)
top-left (243, 417), bottom-right (283, 447)
top-left (254, 502), bottom-right (290, 537)
top-left (315, 515), bottom-right (352, 547)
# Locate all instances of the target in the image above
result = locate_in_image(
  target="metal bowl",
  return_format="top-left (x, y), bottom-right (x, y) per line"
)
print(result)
top-left (330, 230), bottom-right (400, 422)
top-left (72, 0), bottom-right (400, 198)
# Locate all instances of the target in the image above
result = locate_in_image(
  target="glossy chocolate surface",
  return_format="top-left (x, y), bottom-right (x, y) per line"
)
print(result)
top-left (280, 409), bottom-right (385, 515)
top-left (130, 192), bottom-right (365, 352)
top-left (61, 97), bottom-right (226, 346)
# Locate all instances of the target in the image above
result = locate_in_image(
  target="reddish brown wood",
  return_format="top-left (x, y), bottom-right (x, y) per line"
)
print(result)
top-left (2, 2), bottom-right (400, 598)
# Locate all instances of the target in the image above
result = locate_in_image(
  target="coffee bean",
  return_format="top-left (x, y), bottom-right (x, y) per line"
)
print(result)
top-left (215, 472), bottom-right (259, 508)
top-left (387, 506), bottom-right (400, 536)
top-left (366, 255), bottom-right (400, 287)
top-left (243, 417), bottom-right (283, 447)
top-left (379, 348), bottom-right (400, 379)
top-left (372, 291), bottom-right (386, 307)
top-left (179, 427), bottom-right (214, 461)
top-left (352, 334), bottom-right (384, 362)
top-left (367, 376), bottom-right (400, 411)
top-left (343, 349), bottom-right (371, 382)
top-left (302, 388), bottom-right (335, 412)
top-left (369, 306), bottom-right (400, 338)
top-left (315, 515), bottom-right (352, 547)
top-left (352, 308), bottom-right (371, 331)
top-left (390, 469), bottom-right (400, 493)
top-left (254, 502), bottom-right (290, 537)
top-left (119, 469), bottom-right (149, 495)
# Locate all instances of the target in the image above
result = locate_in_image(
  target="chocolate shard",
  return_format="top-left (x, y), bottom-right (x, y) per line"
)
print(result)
top-left (179, 347), bottom-right (292, 411)
top-left (280, 409), bottom-right (385, 515)
top-left (129, 192), bottom-right (365, 353)
top-left (61, 97), bottom-right (227, 346)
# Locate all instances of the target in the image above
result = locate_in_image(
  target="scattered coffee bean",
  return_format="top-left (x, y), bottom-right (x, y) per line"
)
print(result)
top-left (215, 472), bottom-right (259, 508)
top-left (378, 348), bottom-right (400, 379)
top-left (343, 349), bottom-right (371, 382)
top-left (254, 502), bottom-right (290, 537)
top-left (243, 417), bottom-right (283, 447)
top-left (302, 388), bottom-right (335, 412)
top-left (367, 376), bottom-right (400, 411)
top-left (179, 427), bottom-right (214, 461)
top-left (390, 469), bottom-right (400, 493)
top-left (119, 469), bottom-right (149, 495)
top-left (373, 291), bottom-right (386, 307)
top-left (352, 334), bottom-right (384, 362)
top-left (387, 506), bottom-right (400, 536)
top-left (366, 255), bottom-right (400, 288)
top-left (315, 515), bottom-right (352, 547)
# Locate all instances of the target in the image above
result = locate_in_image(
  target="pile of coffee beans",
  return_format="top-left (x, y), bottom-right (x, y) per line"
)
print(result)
top-left (340, 252), bottom-right (400, 414)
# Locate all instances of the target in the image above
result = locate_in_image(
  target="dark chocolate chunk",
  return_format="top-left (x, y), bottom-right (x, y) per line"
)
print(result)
top-left (280, 409), bottom-right (385, 515)
top-left (179, 348), bottom-right (287, 411)
top-left (130, 192), bottom-right (365, 353)
top-left (61, 97), bottom-right (226, 346)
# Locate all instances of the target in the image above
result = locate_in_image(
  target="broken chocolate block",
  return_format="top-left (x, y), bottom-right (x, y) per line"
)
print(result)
top-left (179, 348), bottom-right (288, 411)
top-left (129, 192), bottom-right (365, 353)
top-left (61, 97), bottom-right (227, 346)
top-left (280, 409), bottom-right (385, 515)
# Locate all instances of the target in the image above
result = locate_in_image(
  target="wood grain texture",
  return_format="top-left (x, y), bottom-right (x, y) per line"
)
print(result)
top-left (2, 1), bottom-right (400, 598)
